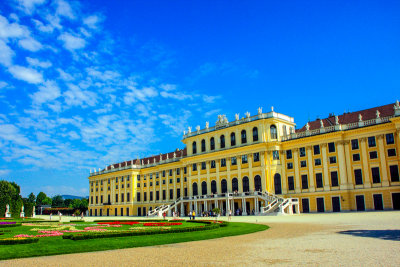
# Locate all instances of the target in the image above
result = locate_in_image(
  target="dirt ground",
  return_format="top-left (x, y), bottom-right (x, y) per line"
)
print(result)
top-left (2, 211), bottom-right (400, 266)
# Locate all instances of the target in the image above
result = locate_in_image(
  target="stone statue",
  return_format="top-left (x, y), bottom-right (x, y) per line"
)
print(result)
top-left (5, 204), bottom-right (10, 218)
top-left (271, 106), bottom-right (274, 112)
top-left (245, 112), bottom-right (250, 118)
top-left (335, 116), bottom-right (339, 125)
top-left (395, 100), bottom-right (400, 109)
top-left (32, 206), bottom-right (36, 218)
top-left (216, 115), bottom-right (229, 126)
top-left (223, 117), bottom-right (228, 124)
top-left (358, 114), bottom-right (363, 122)
top-left (183, 130), bottom-right (186, 135)
top-left (320, 120), bottom-right (324, 128)
top-left (306, 122), bottom-right (310, 131)
top-left (205, 121), bottom-right (209, 129)
top-left (20, 205), bottom-right (25, 218)
top-left (376, 110), bottom-right (380, 118)
top-left (235, 113), bottom-right (239, 121)
top-left (258, 107), bottom-right (262, 115)
top-left (173, 152), bottom-right (176, 158)
top-left (166, 153), bottom-right (169, 159)
top-left (188, 126), bottom-right (192, 133)
top-left (196, 125), bottom-right (200, 132)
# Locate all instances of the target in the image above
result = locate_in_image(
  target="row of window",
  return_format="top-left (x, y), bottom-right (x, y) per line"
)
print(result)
top-left (138, 177), bottom-right (187, 188)
top-left (91, 175), bottom-right (130, 187)
top-left (90, 193), bottom-right (131, 205)
top-left (191, 153), bottom-right (261, 171)
top-left (138, 168), bottom-right (188, 181)
top-left (137, 188), bottom-right (184, 202)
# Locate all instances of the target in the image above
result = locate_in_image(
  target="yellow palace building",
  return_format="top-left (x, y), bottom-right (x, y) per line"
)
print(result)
top-left (88, 101), bottom-right (400, 216)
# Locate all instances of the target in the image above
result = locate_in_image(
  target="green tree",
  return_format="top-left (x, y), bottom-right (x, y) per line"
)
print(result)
top-left (71, 198), bottom-right (81, 209)
top-left (0, 180), bottom-right (23, 218)
top-left (42, 197), bottom-right (52, 206)
top-left (36, 192), bottom-right (47, 206)
top-left (64, 198), bottom-right (73, 208)
top-left (52, 195), bottom-right (64, 207)
top-left (80, 198), bottom-right (88, 211)
top-left (28, 192), bottom-right (36, 204)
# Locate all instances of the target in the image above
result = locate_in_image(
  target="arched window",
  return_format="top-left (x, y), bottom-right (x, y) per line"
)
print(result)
top-left (230, 132), bottom-right (236, 146)
top-left (270, 125), bottom-right (277, 139)
top-left (192, 141), bottom-right (197, 154)
top-left (211, 180), bottom-right (217, 194)
top-left (274, 173), bottom-right (282, 194)
top-left (221, 179), bottom-right (227, 193)
top-left (192, 182), bottom-right (198, 196)
top-left (254, 175), bottom-right (262, 192)
top-left (220, 135), bottom-right (225, 149)
top-left (210, 137), bottom-right (215, 150)
top-left (242, 176), bottom-right (249, 192)
top-left (201, 181), bottom-right (207, 195)
top-left (241, 130), bottom-right (247, 144)
top-left (253, 127), bottom-right (258, 142)
top-left (201, 139), bottom-right (206, 152)
top-left (232, 178), bottom-right (238, 192)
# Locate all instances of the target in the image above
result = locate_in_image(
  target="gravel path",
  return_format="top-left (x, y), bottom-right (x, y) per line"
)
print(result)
top-left (2, 211), bottom-right (400, 266)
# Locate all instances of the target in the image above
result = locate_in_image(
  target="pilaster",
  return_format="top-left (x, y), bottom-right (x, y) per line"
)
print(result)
top-left (377, 134), bottom-right (389, 186)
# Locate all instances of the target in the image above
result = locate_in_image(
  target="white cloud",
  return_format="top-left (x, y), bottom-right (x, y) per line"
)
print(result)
top-left (26, 57), bottom-right (52, 68)
top-left (32, 19), bottom-right (54, 33)
top-left (58, 32), bottom-right (86, 51)
top-left (159, 110), bottom-right (191, 136)
top-left (0, 123), bottom-right (31, 146)
top-left (15, 0), bottom-right (47, 15)
top-left (18, 37), bottom-right (43, 51)
top-left (0, 40), bottom-right (15, 66)
top-left (9, 13), bottom-right (19, 22)
top-left (31, 80), bottom-right (60, 105)
top-left (203, 95), bottom-right (221, 104)
top-left (83, 15), bottom-right (102, 30)
top-left (8, 65), bottom-right (44, 84)
top-left (86, 67), bottom-right (120, 81)
top-left (57, 68), bottom-right (74, 81)
top-left (0, 169), bottom-right (10, 177)
top-left (55, 0), bottom-right (75, 20)
top-left (123, 87), bottom-right (158, 104)
top-left (0, 81), bottom-right (8, 89)
top-left (160, 91), bottom-right (192, 100)
top-left (205, 109), bottom-right (221, 117)
top-left (63, 83), bottom-right (97, 107)
top-left (0, 15), bottom-right (29, 39)
top-left (159, 83), bottom-right (176, 91)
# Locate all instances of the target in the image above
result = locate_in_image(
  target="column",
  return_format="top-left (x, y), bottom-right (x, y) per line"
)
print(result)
top-left (238, 155), bottom-right (243, 193)
top-left (377, 134), bottom-right (389, 186)
top-left (344, 140), bottom-right (354, 189)
top-left (306, 146), bottom-right (315, 192)
top-left (360, 137), bottom-right (372, 188)
top-left (216, 159), bottom-right (221, 194)
top-left (266, 151), bottom-right (272, 192)
top-left (321, 144), bottom-right (330, 190)
top-left (254, 198), bottom-right (257, 214)
top-left (261, 152), bottom-right (267, 192)
top-left (281, 151), bottom-right (288, 194)
top-left (337, 141), bottom-right (349, 189)
top-left (226, 197), bottom-right (230, 213)
top-left (293, 148), bottom-right (301, 192)
top-left (180, 202), bottom-right (184, 216)
top-left (227, 159), bottom-right (232, 192)
top-left (206, 161), bottom-right (211, 195)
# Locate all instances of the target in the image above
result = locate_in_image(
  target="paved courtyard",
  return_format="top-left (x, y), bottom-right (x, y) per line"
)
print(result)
top-left (2, 211), bottom-right (400, 266)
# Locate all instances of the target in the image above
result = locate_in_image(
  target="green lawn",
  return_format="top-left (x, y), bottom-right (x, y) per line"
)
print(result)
top-left (0, 220), bottom-right (268, 260)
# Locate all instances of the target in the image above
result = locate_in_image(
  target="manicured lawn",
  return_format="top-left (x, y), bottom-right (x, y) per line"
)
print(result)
top-left (0, 220), bottom-right (268, 260)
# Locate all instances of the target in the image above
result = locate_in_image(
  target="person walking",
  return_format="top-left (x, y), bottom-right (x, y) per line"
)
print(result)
top-left (228, 210), bottom-right (232, 221)
top-left (163, 211), bottom-right (166, 220)
top-left (189, 210), bottom-right (192, 220)
top-left (192, 210), bottom-right (196, 220)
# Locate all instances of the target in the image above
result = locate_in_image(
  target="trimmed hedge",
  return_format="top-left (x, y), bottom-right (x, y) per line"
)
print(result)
top-left (93, 219), bottom-right (169, 223)
top-left (69, 220), bottom-right (85, 223)
top-left (0, 223), bottom-right (21, 228)
top-left (0, 237), bottom-right (39, 245)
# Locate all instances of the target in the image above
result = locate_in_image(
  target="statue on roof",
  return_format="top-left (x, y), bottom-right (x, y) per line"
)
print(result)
top-left (306, 122), bottom-right (310, 131)
top-left (358, 114), bottom-right (363, 122)
top-left (216, 115), bottom-right (229, 127)
top-left (173, 152), bottom-right (176, 158)
top-left (395, 100), bottom-right (400, 109)
top-left (188, 126), bottom-right (192, 133)
top-left (235, 113), bottom-right (239, 121)
top-left (245, 112), bottom-right (250, 118)
top-left (320, 120), bottom-right (324, 128)
top-left (205, 121), bottom-right (209, 129)
top-left (376, 110), bottom-right (380, 118)
top-left (335, 116), bottom-right (339, 125)
top-left (258, 107), bottom-right (262, 115)
top-left (196, 125), bottom-right (200, 132)
top-left (271, 106), bottom-right (274, 112)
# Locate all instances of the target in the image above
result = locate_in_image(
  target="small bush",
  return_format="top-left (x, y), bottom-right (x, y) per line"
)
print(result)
top-left (0, 237), bottom-right (39, 245)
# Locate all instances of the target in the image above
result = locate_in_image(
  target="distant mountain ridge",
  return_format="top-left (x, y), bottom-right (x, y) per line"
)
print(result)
top-left (61, 195), bottom-right (87, 200)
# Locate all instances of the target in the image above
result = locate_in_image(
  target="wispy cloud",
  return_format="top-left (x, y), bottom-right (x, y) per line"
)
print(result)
top-left (8, 65), bottom-right (43, 84)
top-left (58, 32), bottom-right (86, 51)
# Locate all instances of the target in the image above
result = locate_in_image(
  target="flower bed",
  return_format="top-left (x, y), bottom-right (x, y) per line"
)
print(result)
top-left (0, 222), bottom-right (16, 225)
top-left (143, 222), bottom-right (182, 226)
top-left (97, 221), bottom-right (140, 226)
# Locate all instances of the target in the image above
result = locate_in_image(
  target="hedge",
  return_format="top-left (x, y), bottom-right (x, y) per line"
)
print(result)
top-left (93, 219), bottom-right (169, 223)
top-left (69, 220), bottom-right (86, 223)
top-left (0, 223), bottom-right (21, 228)
top-left (0, 237), bottom-right (39, 245)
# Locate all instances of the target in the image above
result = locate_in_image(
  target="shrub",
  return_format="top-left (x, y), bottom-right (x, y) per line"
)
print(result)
top-left (0, 237), bottom-right (39, 245)
top-left (0, 223), bottom-right (21, 228)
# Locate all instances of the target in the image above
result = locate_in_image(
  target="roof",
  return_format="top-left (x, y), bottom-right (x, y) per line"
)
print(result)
top-left (296, 102), bottom-right (396, 133)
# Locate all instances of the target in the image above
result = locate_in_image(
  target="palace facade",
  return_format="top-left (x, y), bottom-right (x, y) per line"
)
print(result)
top-left (88, 101), bottom-right (400, 216)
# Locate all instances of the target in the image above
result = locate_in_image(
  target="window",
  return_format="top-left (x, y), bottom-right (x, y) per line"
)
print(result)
top-left (121, 184), bottom-right (124, 189)
top-left (329, 156), bottom-right (337, 164)
top-left (156, 173), bottom-right (159, 178)
top-left (231, 157), bottom-right (237, 165)
top-left (136, 192), bottom-right (141, 202)
top-left (127, 183), bottom-right (130, 188)
top-left (286, 150), bottom-right (292, 159)
top-left (127, 176), bottom-right (130, 181)
top-left (221, 158), bottom-right (226, 167)
top-left (328, 142), bottom-right (335, 153)
top-left (144, 183), bottom-right (146, 187)
top-left (201, 139), bottom-right (206, 152)
top-left (369, 151), bottom-right (378, 159)
top-left (184, 167), bottom-right (187, 174)
top-left (241, 130), bottom-right (247, 144)
top-left (176, 168), bottom-right (180, 175)
top-left (230, 132), bottom-right (236, 146)
top-left (288, 176), bottom-right (295, 191)
top-left (115, 178), bottom-right (118, 183)
top-left (273, 151), bottom-right (279, 160)
top-left (368, 136), bottom-right (376, 147)
top-left (287, 162), bottom-right (293, 169)
top-left (177, 188), bottom-right (181, 198)
top-left (390, 165), bottom-right (399, 182)
top-left (313, 145), bottom-right (320, 155)
top-left (162, 180), bottom-right (165, 185)
top-left (184, 188), bottom-right (187, 197)
top-left (121, 193), bottom-right (124, 202)
top-left (386, 133), bottom-right (394, 145)
top-left (253, 127), bottom-right (259, 142)
top-left (220, 135), bottom-right (225, 148)
top-left (211, 160), bottom-right (216, 168)
top-left (184, 177), bottom-right (187, 182)
top-left (354, 169), bottom-right (363, 185)
top-left (150, 192), bottom-right (153, 201)
top-left (192, 141), bottom-right (197, 154)
top-left (351, 139), bottom-right (359, 150)
top-left (137, 175), bottom-right (141, 181)
top-left (301, 174), bottom-right (308, 189)
top-left (149, 182), bottom-right (152, 187)
top-left (192, 163), bottom-right (197, 171)
top-left (162, 171), bottom-right (165, 177)
top-left (201, 162), bottom-right (206, 170)
top-left (210, 137), bottom-right (215, 150)
top-left (100, 180), bottom-right (103, 185)
top-left (143, 175), bottom-right (146, 180)
top-left (301, 160), bottom-right (307, 167)
top-left (353, 153), bottom-right (360, 161)
top-left (163, 190), bottom-right (166, 200)
top-left (149, 174), bottom-right (153, 180)
top-left (371, 167), bottom-right (380, 183)
top-left (169, 169), bottom-right (172, 176)
top-left (121, 177), bottom-right (124, 182)
top-left (316, 173), bottom-right (323, 188)
top-left (315, 158), bottom-right (321, 166)
top-left (177, 178), bottom-right (180, 183)
top-left (96, 196), bottom-right (98, 204)
top-left (331, 171), bottom-right (339, 187)
top-left (144, 192), bottom-right (147, 201)
top-left (201, 181), bottom-right (207, 195)
top-left (90, 196), bottom-right (93, 204)
top-left (156, 181), bottom-right (159, 186)
top-left (388, 149), bottom-right (396, 157)
top-left (254, 152), bottom-right (260, 162)
top-left (300, 147), bottom-right (306, 157)
top-left (115, 194), bottom-right (118, 202)
top-left (193, 182), bottom-right (198, 196)
top-left (169, 179), bottom-right (173, 184)
top-left (169, 189), bottom-right (173, 199)
top-left (270, 125), bottom-right (277, 139)
top-left (116, 185), bottom-right (118, 189)
top-left (242, 155), bottom-right (248, 164)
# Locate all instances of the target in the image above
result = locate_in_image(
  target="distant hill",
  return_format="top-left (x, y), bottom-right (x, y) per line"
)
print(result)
top-left (61, 195), bottom-right (87, 200)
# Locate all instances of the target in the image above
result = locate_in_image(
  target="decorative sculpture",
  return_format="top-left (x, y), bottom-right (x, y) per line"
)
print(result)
top-left (5, 204), bottom-right (11, 218)
top-left (306, 122), bottom-right (310, 131)
top-left (376, 110), bottom-right (380, 118)
top-left (271, 106), bottom-right (274, 112)
top-left (335, 116), bottom-right (339, 125)
top-left (358, 114), bottom-right (363, 122)
top-left (32, 206), bottom-right (36, 218)
top-left (173, 152), bottom-right (176, 158)
top-left (320, 120), bottom-right (324, 128)
top-left (188, 126), bottom-right (192, 133)
top-left (205, 121), bottom-right (209, 129)
top-left (235, 113), bottom-right (239, 121)
top-left (196, 125), bottom-right (200, 132)
top-left (245, 112), bottom-right (250, 118)
top-left (216, 115), bottom-right (229, 127)
top-left (20, 205), bottom-right (25, 218)
top-left (258, 107), bottom-right (262, 115)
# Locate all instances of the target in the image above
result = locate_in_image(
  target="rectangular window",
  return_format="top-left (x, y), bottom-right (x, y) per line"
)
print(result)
top-left (121, 193), bottom-right (124, 202)
top-left (316, 173), bottom-right (323, 188)
top-left (354, 169), bottom-right (363, 185)
top-left (315, 158), bottom-right (321, 166)
top-left (176, 168), bottom-right (180, 175)
top-left (137, 183), bottom-right (140, 188)
top-left (127, 175), bottom-right (130, 181)
top-left (96, 196), bottom-right (98, 204)
top-left (149, 182), bottom-right (152, 187)
top-left (121, 184), bottom-right (124, 189)
top-left (156, 173), bottom-right (159, 178)
top-left (331, 171), bottom-right (339, 187)
top-left (150, 192), bottom-right (153, 201)
top-left (116, 185), bottom-right (118, 189)
top-left (156, 181), bottom-right (159, 186)
top-left (144, 183), bottom-right (146, 187)
top-left (177, 188), bottom-right (181, 198)
top-left (149, 174), bottom-right (152, 180)
top-left (169, 179), bottom-right (172, 184)
top-left (137, 175), bottom-right (140, 181)
top-left (288, 176), bottom-right (295, 191)
top-left (254, 152), bottom-right (260, 162)
top-left (184, 167), bottom-right (187, 174)
top-left (143, 175), bottom-right (146, 180)
top-left (287, 162), bottom-right (293, 169)
top-left (242, 155), bottom-right (248, 164)
top-left (162, 170), bottom-right (166, 177)
top-left (127, 193), bottom-right (130, 202)
top-left (115, 194), bottom-right (118, 203)
top-left (221, 158), bottom-right (226, 167)
top-left (169, 189), bottom-right (173, 199)
top-left (386, 133), bottom-right (394, 145)
top-left (184, 177), bottom-right (187, 182)
top-left (328, 142), bottom-right (335, 153)
top-left (351, 139), bottom-right (359, 150)
top-left (352, 153), bottom-right (360, 161)
top-left (329, 156), bottom-right (337, 164)
top-left (90, 196), bottom-right (93, 204)
top-left (371, 167), bottom-right (381, 183)
top-left (162, 180), bottom-right (166, 185)
top-left (369, 151), bottom-right (378, 159)
top-left (272, 151), bottom-right (279, 160)
top-left (300, 160), bottom-right (307, 167)
top-left (177, 178), bottom-right (180, 183)
top-left (184, 188), bottom-right (187, 197)
top-left (156, 191), bottom-right (159, 201)
top-left (390, 165), bottom-right (399, 182)
top-left (144, 192), bottom-right (147, 202)
top-left (136, 192), bottom-right (141, 202)
top-left (300, 147), bottom-right (306, 157)
top-left (286, 150), bottom-right (292, 159)
top-left (388, 148), bottom-right (396, 157)
top-left (163, 190), bottom-right (166, 200)
top-left (169, 169), bottom-right (172, 176)
top-left (121, 177), bottom-right (124, 182)
top-left (231, 157), bottom-right (237, 165)
top-left (192, 164), bottom-right (197, 171)
top-left (301, 174), bottom-right (308, 189)
top-left (201, 162), bottom-right (206, 170)
top-left (313, 145), bottom-right (320, 155)
top-left (368, 136), bottom-right (376, 147)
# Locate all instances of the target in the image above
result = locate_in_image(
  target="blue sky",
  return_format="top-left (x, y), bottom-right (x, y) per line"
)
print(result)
top-left (0, 0), bottom-right (399, 197)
